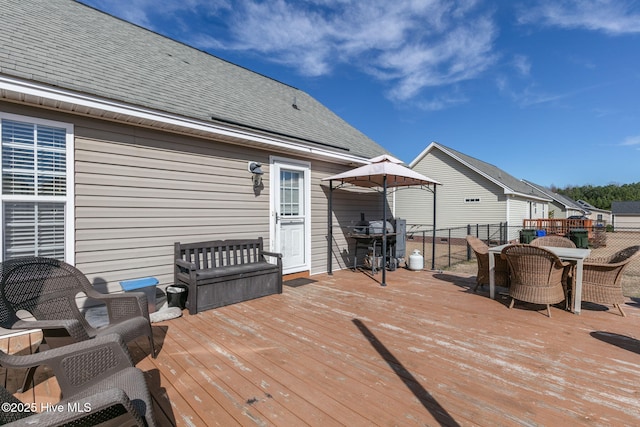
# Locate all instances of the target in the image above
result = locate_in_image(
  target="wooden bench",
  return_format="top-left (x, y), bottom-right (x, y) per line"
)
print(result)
top-left (174, 238), bottom-right (283, 314)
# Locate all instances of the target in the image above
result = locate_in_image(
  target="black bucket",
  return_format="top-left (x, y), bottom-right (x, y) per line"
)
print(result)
top-left (166, 285), bottom-right (188, 309)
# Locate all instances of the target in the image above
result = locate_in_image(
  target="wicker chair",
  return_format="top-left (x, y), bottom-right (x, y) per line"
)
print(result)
top-left (466, 236), bottom-right (510, 292)
top-left (530, 235), bottom-right (576, 248)
top-left (0, 257), bottom-right (156, 391)
top-left (581, 245), bottom-right (640, 316)
top-left (530, 235), bottom-right (577, 292)
top-left (501, 244), bottom-right (569, 317)
top-left (0, 334), bottom-right (156, 426)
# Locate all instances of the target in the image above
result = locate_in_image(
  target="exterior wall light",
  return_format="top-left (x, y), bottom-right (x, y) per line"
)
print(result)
top-left (248, 161), bottom-right (263, 187)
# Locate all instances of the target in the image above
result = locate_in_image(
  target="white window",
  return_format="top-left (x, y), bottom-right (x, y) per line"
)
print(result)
top-left (0, 113), bottom-right (74, 262)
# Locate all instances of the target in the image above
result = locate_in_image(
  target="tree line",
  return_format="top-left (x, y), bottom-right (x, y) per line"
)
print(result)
top-left (552, 182), bottom-right (640, 210)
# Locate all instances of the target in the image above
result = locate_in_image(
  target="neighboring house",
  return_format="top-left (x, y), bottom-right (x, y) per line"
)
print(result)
top-left (521, 180), bottom-right (587, 219)
top-left (576, 200), bottom-right (612, 225)
top-left (611, 201), bottom-right (640, 228)
top-left (393, 142), bottom-right (550, 240)
top-left (0, 0), bottom-right (390, 291)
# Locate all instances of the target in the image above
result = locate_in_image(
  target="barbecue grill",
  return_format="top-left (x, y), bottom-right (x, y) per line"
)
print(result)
top-left (350, 214), bottom-right (406, 272)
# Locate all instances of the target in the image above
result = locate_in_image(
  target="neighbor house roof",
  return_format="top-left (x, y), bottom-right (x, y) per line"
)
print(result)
top-left (521, 180), bottom-right (586, 212)
top-left (0, 0), bottom-right (388, 163)
top-left (611, 201), bottom-right (640, 215)
top-left (577, 199), bottom-right (611, 214)
top-left (411, 142), bottom-right (550, 201)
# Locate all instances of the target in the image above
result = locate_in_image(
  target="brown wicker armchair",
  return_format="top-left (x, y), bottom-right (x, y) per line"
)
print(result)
top-left (466, 235), bottom-right (509, 292)
top-left (501, 244), bottom-right (569, 317)
top-left (0, 334), bottom-right (156, 426)
top-left (530, 235), bottom-right (576, 248)
top-left (581, 245), bottom-right (640, 316)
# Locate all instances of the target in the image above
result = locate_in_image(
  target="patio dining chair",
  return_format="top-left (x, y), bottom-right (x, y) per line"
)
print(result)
top-left (581, 245), bottom-right (640, 316)
top-left (530, 235), bottom-right (576, 248)
top-left (0, 334), bottom-right (156, 426)
top-left (530, 235), bottom-right (577, 293)
top-left (0, 257), bottom-right (156, 391)
top-left (501, 244), bottom-right (569, 317)
top-left (466, 235), bottom-right (510, 292)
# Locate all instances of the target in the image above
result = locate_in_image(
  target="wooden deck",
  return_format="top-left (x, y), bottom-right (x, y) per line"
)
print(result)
top-left (6, 268), bottom-right (640, 426)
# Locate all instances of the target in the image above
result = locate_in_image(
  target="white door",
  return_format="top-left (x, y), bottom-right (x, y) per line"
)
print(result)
top-left (271, 158), bottom-right (310, 274)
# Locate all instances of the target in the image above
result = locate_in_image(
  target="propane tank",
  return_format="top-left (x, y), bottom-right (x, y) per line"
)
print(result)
top-left (408, 249), bottom-right (424, 271)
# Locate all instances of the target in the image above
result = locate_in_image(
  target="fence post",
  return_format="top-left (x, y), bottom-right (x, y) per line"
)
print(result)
top-left (448, 228), bottom-right (452, 267)
top-left (422, 230), bottom-right (426, 269)
top-left (467, 225), bottom-right (471, 260)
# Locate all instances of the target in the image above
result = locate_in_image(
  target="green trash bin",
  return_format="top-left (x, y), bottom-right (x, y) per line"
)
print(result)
top-left (569, 229), bottom-right (589, 248)
top-left (519, 229), bottom-right (537, 244)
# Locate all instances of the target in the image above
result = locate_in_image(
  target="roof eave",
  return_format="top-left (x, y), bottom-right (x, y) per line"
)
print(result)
top-left (0, 75), bottom-right (370, 166)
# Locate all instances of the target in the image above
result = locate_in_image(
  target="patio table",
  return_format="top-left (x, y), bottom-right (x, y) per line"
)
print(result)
top-left (488, 244), bottom-right (591, 314)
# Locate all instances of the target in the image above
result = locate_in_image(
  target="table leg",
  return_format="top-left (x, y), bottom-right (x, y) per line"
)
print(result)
top-left (572, 259), bottom-right (584, 314)
top-left (488, 252), bottom-right (496, 299)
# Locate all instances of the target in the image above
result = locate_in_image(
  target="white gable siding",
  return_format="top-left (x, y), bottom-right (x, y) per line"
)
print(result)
top-left (395, 148), bottom-right (507, 230)
top-left (613, 216), bottom-right (640, 228)
top-left (507, 197), bottom-right (531, 240)
top-left (548, 200), bottom-right (564, 219)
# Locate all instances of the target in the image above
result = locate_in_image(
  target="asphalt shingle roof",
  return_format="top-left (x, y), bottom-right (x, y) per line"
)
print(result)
top-left (521, 180), bottom-right (584, 210)
top-left (611, 201), bottom-right (640, 215)
top-left (0, 0), bottom-right (388, 160)
top-left (431, 143), bottom-right (550, 200)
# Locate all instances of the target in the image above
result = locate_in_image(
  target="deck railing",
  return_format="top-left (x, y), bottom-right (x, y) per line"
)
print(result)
top-left (522, 218), bottom-right (594, 238)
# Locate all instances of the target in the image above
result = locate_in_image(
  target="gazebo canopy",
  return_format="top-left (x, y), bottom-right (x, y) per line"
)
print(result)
top-left (323, 154), bottom-right (441, 286)
top-left (322, 154), bottom-right (440, 188)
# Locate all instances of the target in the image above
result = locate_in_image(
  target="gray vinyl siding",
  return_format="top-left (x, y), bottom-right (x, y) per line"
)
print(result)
top-left (1, 102), bottom-right (373, 291)
top-left (395, 148), bottom-right (507, 230)
top-left (318, 182), bottom-right (382, 272)
top-left (74, 122), bottom-right (272, 292)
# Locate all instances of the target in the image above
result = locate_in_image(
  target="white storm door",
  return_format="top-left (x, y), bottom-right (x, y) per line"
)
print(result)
top-left (271, 158), bottom-right (310, 274)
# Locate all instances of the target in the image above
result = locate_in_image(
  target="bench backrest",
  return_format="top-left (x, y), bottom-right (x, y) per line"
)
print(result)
top-left (175, 238), bottom-right (266, 270)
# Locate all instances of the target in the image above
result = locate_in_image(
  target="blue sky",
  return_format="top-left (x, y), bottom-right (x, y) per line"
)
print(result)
top-left (77, 0), bottom-right (640, 188)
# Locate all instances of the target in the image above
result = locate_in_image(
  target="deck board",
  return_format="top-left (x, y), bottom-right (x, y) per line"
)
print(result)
top-left (5, 268), bottom-right (640, 426)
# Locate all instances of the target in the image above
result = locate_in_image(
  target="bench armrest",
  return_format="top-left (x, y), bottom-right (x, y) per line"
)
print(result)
top-left (261, 251), bottom-right (283, 259)
top-left (176, 258), bottom-right (197, 270)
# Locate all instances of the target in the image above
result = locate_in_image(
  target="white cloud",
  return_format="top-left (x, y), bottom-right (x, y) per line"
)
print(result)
top-left (415, 92), bottom-right (469, 111)
top-left (80, 0), bottom-right (499, 108)
top-left (621, 135), bottom-right (640, 146)
top-left (217, 1), bottom-right (498, 105)
top-left (518, 0), bottom-right (640, 35)
top-left (512, 55), bottom-right (531, 77)
top-left (79, 0), bottom-right (231, 31)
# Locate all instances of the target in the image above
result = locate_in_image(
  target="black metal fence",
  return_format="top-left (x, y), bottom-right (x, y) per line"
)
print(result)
top-left (405, 223), bottom-right (640, 276)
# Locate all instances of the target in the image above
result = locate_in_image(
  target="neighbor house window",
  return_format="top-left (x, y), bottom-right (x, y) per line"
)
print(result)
top-left (0, 113), bottom-right (74, 262)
